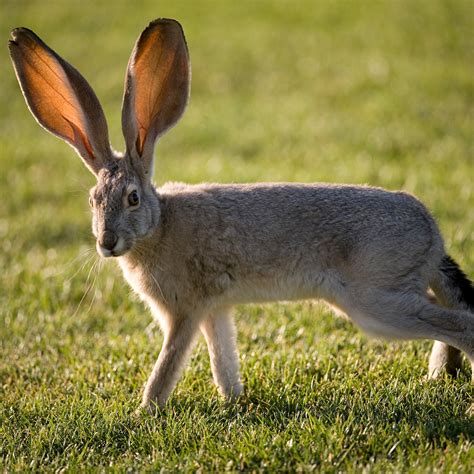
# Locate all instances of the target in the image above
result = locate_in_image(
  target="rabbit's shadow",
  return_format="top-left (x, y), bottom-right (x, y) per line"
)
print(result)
top-left (160, 382), bottom-right (474, 444)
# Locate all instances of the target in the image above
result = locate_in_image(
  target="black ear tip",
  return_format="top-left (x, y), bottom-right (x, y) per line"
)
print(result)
top-left (146, 18), bottom-right (184, 35)
top-left (10, 27), bottom-right (37, 44)
top-left (149, 18), bottom-right (182, 27)
top-left (11, 27), bottom-right (26, 38)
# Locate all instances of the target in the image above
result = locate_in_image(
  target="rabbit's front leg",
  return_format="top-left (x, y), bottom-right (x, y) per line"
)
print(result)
top-left (141, 314), bottom-right (199, 412)
top-left (200, 309), bottom-right (243, 400)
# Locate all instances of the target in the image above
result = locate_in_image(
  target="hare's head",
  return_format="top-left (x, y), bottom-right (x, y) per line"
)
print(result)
top-left (9, 19), bottom-right (190, 257)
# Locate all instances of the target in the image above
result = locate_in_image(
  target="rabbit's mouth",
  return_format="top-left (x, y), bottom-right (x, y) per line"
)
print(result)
top-left (97, 235), bottom-right (130, 258)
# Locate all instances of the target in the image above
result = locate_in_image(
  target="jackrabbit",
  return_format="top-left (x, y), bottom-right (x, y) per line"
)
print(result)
top-left (9, 19), bottom-right (473, 412)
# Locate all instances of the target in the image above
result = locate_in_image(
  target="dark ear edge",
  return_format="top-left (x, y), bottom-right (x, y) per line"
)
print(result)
top-left (9, 27), bottom-right (113, 175)
top-left (122, 18), bottom-right (191, 176)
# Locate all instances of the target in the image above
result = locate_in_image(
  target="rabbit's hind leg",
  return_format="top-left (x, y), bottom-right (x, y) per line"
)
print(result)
top-left (345, 289), bottom-right (474, 378)
top-left (428, 341), bottom-right (464, 379)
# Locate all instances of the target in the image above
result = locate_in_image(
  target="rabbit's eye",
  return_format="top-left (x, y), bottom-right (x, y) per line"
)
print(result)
top-left (128, 190), bottom-right (140, 207)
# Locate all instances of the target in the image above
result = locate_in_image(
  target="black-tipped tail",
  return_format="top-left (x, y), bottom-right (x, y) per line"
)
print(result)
top-left (439, 255), bottom-right (474, 311)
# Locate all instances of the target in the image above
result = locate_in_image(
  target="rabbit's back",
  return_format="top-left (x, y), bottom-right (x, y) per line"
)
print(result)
top-left (159, 182), bottom-right (440, 258)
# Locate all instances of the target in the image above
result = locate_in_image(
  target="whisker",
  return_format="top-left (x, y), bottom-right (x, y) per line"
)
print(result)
top-left (85, 255), bottom-right (102, 315)
top-left (72, 256), bottom-right (98, 318)
top-left (64, 252), bottom-right (95, 284)
top-left (54, 246), bottom-right (95, 278)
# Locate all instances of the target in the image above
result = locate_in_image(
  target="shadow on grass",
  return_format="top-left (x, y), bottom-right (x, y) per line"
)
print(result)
top-left (164, 380), bottom-right (474, 444)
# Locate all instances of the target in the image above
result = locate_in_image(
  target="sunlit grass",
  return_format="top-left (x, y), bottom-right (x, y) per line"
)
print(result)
top-left (1, 0), bottom-right (472, 471)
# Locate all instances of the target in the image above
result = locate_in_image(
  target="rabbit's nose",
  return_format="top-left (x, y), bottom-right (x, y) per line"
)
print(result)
top-left (99, 230), bottom-right (118, 250)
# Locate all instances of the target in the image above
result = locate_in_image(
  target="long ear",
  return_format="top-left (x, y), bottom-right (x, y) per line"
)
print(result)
top-left (122, 18), bottom-right (190, 177)
top-left (9, 28), bottom-right (112, 175)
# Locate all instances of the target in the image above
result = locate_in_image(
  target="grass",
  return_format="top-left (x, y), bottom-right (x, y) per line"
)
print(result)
top-left (1, 0), bottom-right (473, 471)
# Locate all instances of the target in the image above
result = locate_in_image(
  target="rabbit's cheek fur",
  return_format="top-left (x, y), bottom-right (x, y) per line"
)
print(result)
top-left (128, 203), bottom-right (153, 238)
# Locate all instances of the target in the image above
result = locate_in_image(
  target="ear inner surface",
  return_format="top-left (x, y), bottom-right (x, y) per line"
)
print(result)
top-left (122, 18), bottom-right (190, 173)
top-left (9, 28), bottom-right (112, 174)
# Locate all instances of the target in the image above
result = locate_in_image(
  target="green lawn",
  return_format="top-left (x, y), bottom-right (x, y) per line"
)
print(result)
top-left (1, 0), bottom-right (473, 471)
